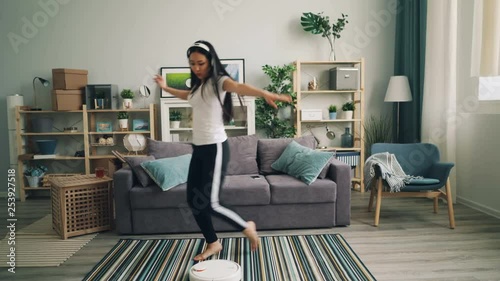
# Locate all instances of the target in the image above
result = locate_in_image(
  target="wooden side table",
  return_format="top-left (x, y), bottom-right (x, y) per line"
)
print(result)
top-left (49, 175), bottom-right (113, 239)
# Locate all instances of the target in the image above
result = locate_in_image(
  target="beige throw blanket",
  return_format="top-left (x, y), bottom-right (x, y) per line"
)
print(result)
top-left (364, 152), bottom-right (421, 192)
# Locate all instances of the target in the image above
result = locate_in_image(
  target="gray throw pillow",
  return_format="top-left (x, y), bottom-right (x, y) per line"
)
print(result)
top-left (124, 155), bottom-right (156, 187)
top-left (226, 135), bottom-right (259, 175)
top-left (257, 136), bottom-right (317, 175)
top-left (146, 138), bottom-right (193, 159)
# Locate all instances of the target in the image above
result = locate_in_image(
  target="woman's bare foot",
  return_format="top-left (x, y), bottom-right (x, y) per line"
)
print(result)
top-left (193, 241), bottom-right (222, 261)
top-left (243, 221), bottom-right (259, 251)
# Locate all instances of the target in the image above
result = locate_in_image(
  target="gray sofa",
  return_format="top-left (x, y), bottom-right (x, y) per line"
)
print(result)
top-left (114, 135), bottom-right (351, 234)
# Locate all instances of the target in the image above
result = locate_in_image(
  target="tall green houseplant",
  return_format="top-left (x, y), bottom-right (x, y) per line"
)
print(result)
top-left (255, 64), bottom-right (296, 138)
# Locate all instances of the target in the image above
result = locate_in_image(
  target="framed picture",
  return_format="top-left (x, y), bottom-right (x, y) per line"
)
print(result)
top-left (96, 121), bottom-right (112, 132)
top-left (220, 59), bottom-right (245, 83)
top-left (160, 67), bottom-right (191, 98)
top-left (132, 119), bottom-right (149, 131)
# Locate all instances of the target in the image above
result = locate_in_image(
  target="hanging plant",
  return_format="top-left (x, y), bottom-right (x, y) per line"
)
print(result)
top-left (255, 64), bottom-right (297, 138)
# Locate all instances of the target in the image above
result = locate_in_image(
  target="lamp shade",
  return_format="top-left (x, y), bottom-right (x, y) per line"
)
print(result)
top-left (384, 76), bottom-right (413, 102)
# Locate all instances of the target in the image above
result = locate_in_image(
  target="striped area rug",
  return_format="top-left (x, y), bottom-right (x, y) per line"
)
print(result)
top-left (0, 215), bottom-right (97, 267)
top-left (83, 234), bottom-right (375, 281)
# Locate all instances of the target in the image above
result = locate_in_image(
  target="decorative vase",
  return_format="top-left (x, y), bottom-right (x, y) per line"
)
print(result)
top-left (328, 37), bottom-right (336, 61)
top-left (341, 127), bottom-right (353, 148)
top-left (170, 121), bottom-right (181, 129)
top-left (343, 110), bottom-right (353, 119)
top-left (329, 112), bottom-right (337, 120)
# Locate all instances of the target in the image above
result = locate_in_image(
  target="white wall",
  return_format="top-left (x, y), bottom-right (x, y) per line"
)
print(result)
top-left (0, 0), bottom-right (397, 191)
top-left (456, 0), bottom-right (500, 218)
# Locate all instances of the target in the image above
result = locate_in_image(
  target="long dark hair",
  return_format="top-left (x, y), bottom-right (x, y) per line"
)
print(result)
top-left (187, 40), bottom-right (238, 123)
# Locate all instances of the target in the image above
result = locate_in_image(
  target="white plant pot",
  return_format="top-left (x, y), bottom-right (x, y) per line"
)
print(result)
top-left (118, 119), bottom-right (128, 130)
top-left (25, 175), bottom-right (43, 187)
top-left (170, 121), bottom-right (181, 129)
top-left (123, 98), bottom-right (133, 109)
top-left (343, 110), bottom-right (354, 119)
top-left (278, 106), bottom-right (292, 120)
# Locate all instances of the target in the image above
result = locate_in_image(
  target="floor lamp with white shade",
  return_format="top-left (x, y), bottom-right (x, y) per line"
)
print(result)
top-left (384, 76), bottom-right (412, 143)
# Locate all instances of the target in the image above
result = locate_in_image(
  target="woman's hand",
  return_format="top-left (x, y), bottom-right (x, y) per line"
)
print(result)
top-left (264, 92), bottom-right (292, 109)
top-left (154, 74), bottom-right (167, 89)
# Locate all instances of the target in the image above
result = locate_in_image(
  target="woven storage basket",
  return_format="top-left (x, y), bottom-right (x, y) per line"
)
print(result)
top-left (49, 175), bottom-right (112, 239)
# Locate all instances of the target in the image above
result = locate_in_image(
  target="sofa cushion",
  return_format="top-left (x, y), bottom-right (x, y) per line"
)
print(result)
top-left (271, 141), bottom-right (334, 185)
top-left (266, 174), bottom-right (337, 204)
top-left (130, 175), bottom-right (270, 209)
top-left (124, 155), bottom-right (155, 187)
top-left (130, 183), bottom-right (188, 209)
top-left (226, 135), bottom-right (259, 175)
top-left (257, 136), bottom-right (317, 175)
top-left (147, 138), bottom-right (193, 159)
top-left (221, 175), bottom-right (270, 205)
top-left (141, 154), bottom-right (192, 191)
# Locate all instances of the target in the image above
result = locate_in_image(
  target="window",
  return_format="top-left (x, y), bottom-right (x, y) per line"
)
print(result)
top-left (478, 76), bottom-right (500, 101)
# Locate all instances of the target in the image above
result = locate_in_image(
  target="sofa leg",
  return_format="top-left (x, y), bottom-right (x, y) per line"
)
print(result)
top-left (433, 197), bottom-right (439, 214)
top-left (374, 178), bottom-right (383, 227)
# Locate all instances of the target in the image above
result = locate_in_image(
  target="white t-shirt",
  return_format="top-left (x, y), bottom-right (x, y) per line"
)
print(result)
top-left (188, 76), bottom-right (230, 145)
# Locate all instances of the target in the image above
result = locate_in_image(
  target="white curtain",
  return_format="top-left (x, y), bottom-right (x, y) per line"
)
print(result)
top-left (421, 0), bottom-right (457, 202)
top-left (471, 0), bottom-right (500, 76)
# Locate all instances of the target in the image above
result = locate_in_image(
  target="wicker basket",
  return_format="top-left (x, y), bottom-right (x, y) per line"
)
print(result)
top-left (49, 175), bottom-right (113, 239)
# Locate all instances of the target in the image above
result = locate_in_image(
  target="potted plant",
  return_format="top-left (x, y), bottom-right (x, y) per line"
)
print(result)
top-left (169, 110), bottom-right (182, 129)
top-left (301, 12), bottom-right (348, 61)
top-left (255, 64), bottom-right (297, 138)
top-left (328, 104), bottom-right (337, 120)
top-left (342, 101), bottom-right (355, 119)
top-left (24, 164), bottom-right (48, 187)
top-left (117, 111), bottom-right (129, 131)
top-left (94, 90), bottom-right (106, 109)
top-left (120, 89), bottom-right (135, 109)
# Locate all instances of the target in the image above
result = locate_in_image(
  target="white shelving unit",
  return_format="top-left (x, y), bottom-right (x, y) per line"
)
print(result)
top-left (293, 59), bottom-right (365, 192)
top-left (160, 97), bottom-right (255, 142)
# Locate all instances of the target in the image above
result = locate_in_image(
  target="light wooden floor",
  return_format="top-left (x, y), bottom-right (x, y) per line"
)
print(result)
top-left (1, 191), bottom-right (499, 281)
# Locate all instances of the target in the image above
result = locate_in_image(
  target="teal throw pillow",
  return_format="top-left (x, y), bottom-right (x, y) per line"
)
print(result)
top-left (271, 141), bottom-right (334, 185)
top-left (141, 154), bottom-right (192, 191)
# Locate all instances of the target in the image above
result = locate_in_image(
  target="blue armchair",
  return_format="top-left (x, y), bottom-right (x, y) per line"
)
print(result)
top-left (367, 143), bottom-right (455, 229)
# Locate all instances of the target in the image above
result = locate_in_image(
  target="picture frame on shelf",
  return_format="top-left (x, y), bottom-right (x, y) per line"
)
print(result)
top-left (160, 67), bottom-right (191, 98)
top-left (132, 119), bottom-right (149, 131)
top-left (96, 121), bottom-right (112, 132)
top-left (220, 59), bottom-right (245, 83)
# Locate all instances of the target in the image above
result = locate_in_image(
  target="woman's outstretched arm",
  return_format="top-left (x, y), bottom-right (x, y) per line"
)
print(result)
top-left (154, 74), bottom-right (190, 100)
top-left (223, 79), bottom-right (292, 109)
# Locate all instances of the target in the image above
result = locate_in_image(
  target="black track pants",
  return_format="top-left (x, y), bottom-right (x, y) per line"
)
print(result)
top-left (187, 140), bottom-right (247, 243)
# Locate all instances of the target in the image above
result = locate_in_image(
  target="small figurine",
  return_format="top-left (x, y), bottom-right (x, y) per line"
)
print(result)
top-left (308, 77), bottom-right (318, 90)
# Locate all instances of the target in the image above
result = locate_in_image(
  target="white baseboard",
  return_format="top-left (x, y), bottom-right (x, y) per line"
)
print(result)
top-left (457, 196), bottom-right (500, 219)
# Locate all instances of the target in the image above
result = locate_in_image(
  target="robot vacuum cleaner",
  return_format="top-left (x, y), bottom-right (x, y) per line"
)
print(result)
top-left (189, 260), bottom-right (241, 281)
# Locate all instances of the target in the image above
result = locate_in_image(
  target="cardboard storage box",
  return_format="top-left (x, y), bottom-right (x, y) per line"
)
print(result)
top-left (52, 89), bottom-right (83, 111)
top-left (301, 109), bottom-right (323, 121)
top-left (329, 67), bottom-right (359, 90)
top-left (52, 68), bottom-right (88, 90)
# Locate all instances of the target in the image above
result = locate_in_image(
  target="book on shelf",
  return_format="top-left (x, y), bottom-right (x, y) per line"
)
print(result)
top-left (33, 154), bottom-right (57, 159)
